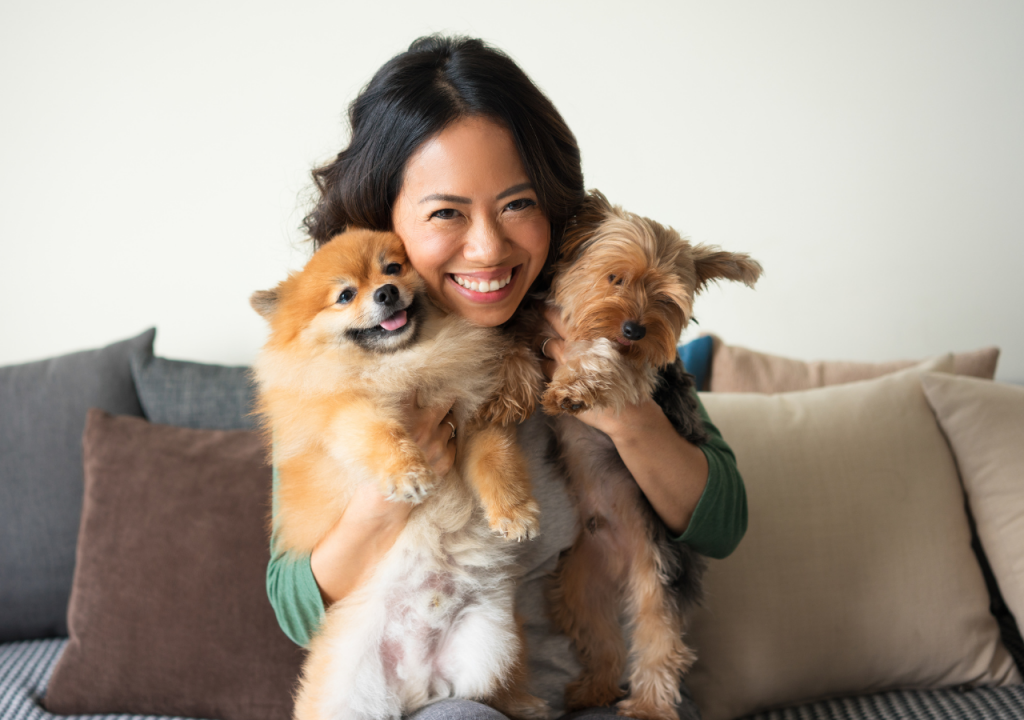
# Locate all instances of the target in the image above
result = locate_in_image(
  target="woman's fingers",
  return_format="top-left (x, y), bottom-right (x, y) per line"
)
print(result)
top-left (540, 306), bottom-right (568, 380)
top-left (399, 394), bottom-right (457, 477)
top-left (543, 305), bottom-right (569, 340)
top-left (431, 409), bottom-right (457, 477)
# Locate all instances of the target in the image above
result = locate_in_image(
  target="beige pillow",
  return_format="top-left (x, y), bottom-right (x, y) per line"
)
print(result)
top-left (921, 372), bottom-right (1024, 630)
top-left (707, 336), bottom-right (999, 392)
top-left (687, 358), bottom-right (1021, 720)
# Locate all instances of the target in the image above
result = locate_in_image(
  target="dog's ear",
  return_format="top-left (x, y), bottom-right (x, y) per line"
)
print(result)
top-left (691, 245), bottom-right (762, 293)
top-left (250, 289), bottom-right (279, 319)
top-left (559, 189), bottom-right (615, 262)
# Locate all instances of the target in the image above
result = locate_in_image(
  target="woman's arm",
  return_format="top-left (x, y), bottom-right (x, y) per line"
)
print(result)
top-left (266, 399), bottom-right (459, 646)
top-left (580, 397), bottom-right (707, 535)
top-left (541, 308), bottom-right (746, 559)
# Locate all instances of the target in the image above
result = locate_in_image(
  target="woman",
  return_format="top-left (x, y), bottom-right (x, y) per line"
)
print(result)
top-left (267, 35), bottom-right (746, 720)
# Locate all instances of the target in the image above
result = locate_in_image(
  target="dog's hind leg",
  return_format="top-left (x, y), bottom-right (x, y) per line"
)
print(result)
top-left (615, 522), bottom-right (693, 720)
top-left (488, 614), bottom-right (553, 720)
top-left (549, 528), bottom-right (628, 711)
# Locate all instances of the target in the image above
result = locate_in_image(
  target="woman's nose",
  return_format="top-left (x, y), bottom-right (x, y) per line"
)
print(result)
top-left (462, 217), bottom-right (509, 265)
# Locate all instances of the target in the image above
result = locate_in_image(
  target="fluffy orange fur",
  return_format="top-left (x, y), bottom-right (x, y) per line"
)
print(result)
top-left (250, 228), bottom-right (548, 720)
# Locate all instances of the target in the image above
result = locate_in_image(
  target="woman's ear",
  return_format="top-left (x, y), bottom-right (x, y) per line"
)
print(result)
top-left (691, 246), bottom-right (762, 293)
top-left (249, 289), bottom-right (279, 319)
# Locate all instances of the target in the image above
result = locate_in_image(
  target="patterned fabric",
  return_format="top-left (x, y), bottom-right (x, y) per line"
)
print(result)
top-left (3, 639), bottom-right (1022, 720)
top-left (745, 684), bottom-right (1024, 720)
top-left (0, 639), bottom-right (198, 720)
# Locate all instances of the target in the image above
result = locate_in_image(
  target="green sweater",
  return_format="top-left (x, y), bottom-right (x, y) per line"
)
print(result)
top-left (266, 392), bottom-right (746, 648)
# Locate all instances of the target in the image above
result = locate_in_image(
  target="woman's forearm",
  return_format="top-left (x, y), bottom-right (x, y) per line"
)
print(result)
top-left (590, 397), bottom-right (709, 535)
top-left (310, 484), bottom-right (412, 607)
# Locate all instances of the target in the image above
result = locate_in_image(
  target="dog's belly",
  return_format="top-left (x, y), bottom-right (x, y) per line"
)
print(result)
top-left (551, 416), bottom-right (653, 578)
top-left (309, 486), bottom-right (519, 720)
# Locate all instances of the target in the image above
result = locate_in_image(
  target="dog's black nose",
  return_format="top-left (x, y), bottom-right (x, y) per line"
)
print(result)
top-left (621, 320), bottom-right (646, 341)
top-left (374, 284), bottom-right (399, 306)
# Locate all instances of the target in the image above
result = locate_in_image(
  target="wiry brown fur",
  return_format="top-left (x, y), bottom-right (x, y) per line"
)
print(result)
top-left (250, 229), bottom-right (549, 720)
top-left (544, 191), bottom-right (761, 720)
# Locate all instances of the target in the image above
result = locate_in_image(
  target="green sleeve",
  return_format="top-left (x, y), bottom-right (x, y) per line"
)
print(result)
top-left (266, 463), bottom-right (325, 647)
top-left (672, 392), bottom-right (748, 559)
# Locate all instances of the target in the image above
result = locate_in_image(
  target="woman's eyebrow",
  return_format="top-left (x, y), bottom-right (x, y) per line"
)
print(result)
top-left (496, 183), bottom-right (533, 200)
top-left (419, 183), bottom-right (533, 204)
top-left (420, 193), bottom-right (471, 204)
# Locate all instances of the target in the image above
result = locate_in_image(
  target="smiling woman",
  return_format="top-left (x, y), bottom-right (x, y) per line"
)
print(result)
top-left (392, 116), bottom-right (551, 327)
top-left (266, 34), bottom-right (748, 720)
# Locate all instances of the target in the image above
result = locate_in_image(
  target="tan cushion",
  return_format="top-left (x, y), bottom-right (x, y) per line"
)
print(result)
top-left (921, 372), bottom-right (1024, 630)
top-left (688, 358), bottom-right (1021, 720)
top-left (44, 410), bottom-right (304, 720)
top-left (707, 335), bottom-right (999, 392)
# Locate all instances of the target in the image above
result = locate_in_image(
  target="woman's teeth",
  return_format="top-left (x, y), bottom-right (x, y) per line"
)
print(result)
top-left (453, 273), bottom-right (512, 293)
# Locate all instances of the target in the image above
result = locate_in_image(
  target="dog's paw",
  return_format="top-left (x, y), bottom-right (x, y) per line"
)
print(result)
top-left (503, 694), bottom-right (552, 720)
top-left (384, 467), bottom-right (433, 504)
top-left (478, 392), bottom-right (535, 426)
top-left (489, 498), bottom-right (541, 542)
top-left (616, 697), bottom-right (678, 720)
top-left (541, 381), bottom-right (597, 416)
top-left (565, 677), bottom-right (625, 711)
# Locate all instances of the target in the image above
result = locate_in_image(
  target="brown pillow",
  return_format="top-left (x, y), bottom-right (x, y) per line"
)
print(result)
top-left (707, 335), bottom-right (999, 392)
top-left (44, 410), bottom-right (304, 720)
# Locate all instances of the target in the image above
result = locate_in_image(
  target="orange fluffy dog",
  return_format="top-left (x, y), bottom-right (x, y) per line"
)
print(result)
top-left (250, 228), bottom-right (549, 720)
top-left (542, 191), bottom-right (761, 720)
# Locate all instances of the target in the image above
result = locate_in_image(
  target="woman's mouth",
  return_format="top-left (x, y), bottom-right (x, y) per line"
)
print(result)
top-left (447, 266), bottom-right (520, 303)
top-left (451, 271), bottom-right (513, 293)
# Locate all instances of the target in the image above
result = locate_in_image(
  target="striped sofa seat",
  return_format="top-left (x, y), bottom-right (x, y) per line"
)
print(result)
top-left (4, 639), bottom-right (1024, 720)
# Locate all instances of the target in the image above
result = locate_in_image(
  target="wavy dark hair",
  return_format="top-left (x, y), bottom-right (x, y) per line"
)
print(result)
top-left (303, 35), bottom-right (585, 282)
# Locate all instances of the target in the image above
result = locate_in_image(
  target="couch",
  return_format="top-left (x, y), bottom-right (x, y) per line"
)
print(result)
top-left (2, 329), bottom-right (1022, 720)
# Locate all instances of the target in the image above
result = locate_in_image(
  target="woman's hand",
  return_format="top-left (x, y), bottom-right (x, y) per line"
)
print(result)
top-left (399, 393), bottom-right (458, 478)
top-left (309, 397), bottom-right (458, 609)
top-left (540, 306), bottom-right (709, 535)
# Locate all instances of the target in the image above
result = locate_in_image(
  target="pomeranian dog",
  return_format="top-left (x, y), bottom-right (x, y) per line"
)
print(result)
top-left (542, 191), bottom-right (761, 720)
top-left (250, 228), bottom-right (550, 720)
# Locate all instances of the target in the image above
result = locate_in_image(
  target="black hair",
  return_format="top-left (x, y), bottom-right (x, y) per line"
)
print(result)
top-left (303, 35), bottom-right (585, 281)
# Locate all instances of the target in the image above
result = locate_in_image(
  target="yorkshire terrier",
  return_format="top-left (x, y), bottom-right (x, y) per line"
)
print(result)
top-left (542, 191), bottom-right (761, 720)
top-left (250, 228), bottom-right (550, 720)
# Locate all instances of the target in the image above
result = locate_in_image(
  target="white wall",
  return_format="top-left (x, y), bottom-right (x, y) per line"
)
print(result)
top-left (2, 1), bottom-right (1022, 381)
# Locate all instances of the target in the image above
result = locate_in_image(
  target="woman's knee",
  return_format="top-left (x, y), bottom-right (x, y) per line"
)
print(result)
top-left (406, 699), bottom-right (510, 720)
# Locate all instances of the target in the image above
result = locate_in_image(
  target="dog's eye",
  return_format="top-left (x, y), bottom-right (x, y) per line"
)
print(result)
top-left (337, 289), bottom-right (356, 304)
top-left (608, 274), bottom-right (623, 286)
top-left (384, 263), bottom-right (402, 276)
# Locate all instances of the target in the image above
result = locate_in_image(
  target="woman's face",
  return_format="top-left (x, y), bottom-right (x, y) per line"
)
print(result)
top-left (392, 116), bottom-right (551, 327)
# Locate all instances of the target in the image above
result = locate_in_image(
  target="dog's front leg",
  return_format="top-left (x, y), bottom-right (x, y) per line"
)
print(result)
top-left (460, 422), bottom-right (540, 541)
top-left (542, 339), bottom-right (656, 415)
top-left (478, 342), bottom-right (546, 425)
top-left (327, 397), bottom-right (435, 503)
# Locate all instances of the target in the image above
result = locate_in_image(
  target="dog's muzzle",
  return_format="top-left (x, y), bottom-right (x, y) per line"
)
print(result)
top-left (621, 320), bottom-right (647, 341)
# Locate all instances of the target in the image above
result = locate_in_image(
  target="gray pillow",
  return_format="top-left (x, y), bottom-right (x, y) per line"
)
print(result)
top-left (0, 328), bottom-right (154, 641)
top-left (131, 354), bottom-right (257, 431)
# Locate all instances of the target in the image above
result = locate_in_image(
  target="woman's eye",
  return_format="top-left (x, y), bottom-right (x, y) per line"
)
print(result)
top-left (384, 263), bottom-right (402, 276)
top-left (505, 198), bottom-right (535, 212)
top-left (337, 289), bottom-right (356, 304)
top-left (430, 208), bottom-right (459, 220)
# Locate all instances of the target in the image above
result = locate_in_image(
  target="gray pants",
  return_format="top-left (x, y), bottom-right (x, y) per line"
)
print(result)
top-left (407, 686), bottom-right (700, 720)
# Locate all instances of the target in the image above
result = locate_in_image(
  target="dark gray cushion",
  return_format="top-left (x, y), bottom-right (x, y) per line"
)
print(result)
top-left (130, 355), bottom-right (256, 431)
top-left (0, 329), bottom-right (154, 641)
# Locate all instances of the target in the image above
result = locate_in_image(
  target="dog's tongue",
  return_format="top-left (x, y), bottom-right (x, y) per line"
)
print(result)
top-left (380, 310), bottom-right (408, 332)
